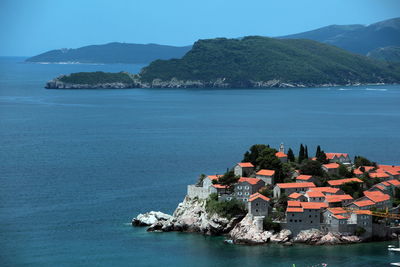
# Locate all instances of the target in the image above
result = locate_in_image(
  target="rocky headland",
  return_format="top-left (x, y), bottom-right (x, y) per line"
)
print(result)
top-left (132, 196), bottom-right (363, 246)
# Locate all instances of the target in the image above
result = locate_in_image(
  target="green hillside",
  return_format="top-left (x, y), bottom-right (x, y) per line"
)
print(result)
top-left (139, 36), bottom-right (400, 87)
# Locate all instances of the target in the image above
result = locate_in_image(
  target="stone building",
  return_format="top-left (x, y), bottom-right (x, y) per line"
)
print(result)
top-left (256, 169), bottom-right (275, 185)
top-left (286, 201), bottom-right (327, 236)
top-left (248, 193), bottom-right (270, 216)
top-left (322, 163), bottom-right (340, 175)
top-left (273, 182), bottom-right (316, 198)
top-left (234, 162), bottom-right (254, 177)
top-left (220, 177), bottom-right (265, 202)
top-left (325, 153), bottom-right (351, 165)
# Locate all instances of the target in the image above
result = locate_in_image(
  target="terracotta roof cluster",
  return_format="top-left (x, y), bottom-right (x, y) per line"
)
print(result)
top-left (237, 162), bottom-right (254, 168)
top-left (309, 187), bottom-right (341, 194)
top-left (369, 172), bottom-right (390, 179)
top-left (352, 199), bottom-right (375, 208)
top-left (306, 191), bottom-right (325, 198)
top-left (276, 182), bottom-right (316, 189)
top-left (288, 192), bottom-right (304, 199)
top-left (327, 178), bottom-right (363, 186)
top-left (388, 179), bottom-right (400, 186)
top-left (327, 207), bottom-right (347, 214)
top-left (323, 163), bottom-right (340, 169)
top-left (249, 193), bottom-right (270, 202)
top-left (256, 169), bottom-right (275, 176)
top-left (325, 153), bottom-right (349, 160)
top-left (325, 194), bottom-right (353, 203)
top-left (301, 202), bottom-right (328, 209)
top-left (288, 200), bottom-right (302, 207)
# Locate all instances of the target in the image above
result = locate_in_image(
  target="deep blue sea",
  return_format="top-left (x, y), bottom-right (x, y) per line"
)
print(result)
top-left (1, 57), bottom-right (400, 266)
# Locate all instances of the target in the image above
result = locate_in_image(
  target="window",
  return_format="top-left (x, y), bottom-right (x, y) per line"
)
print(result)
top-left (256, 209), bottom-right (258, 212)
top-left (256, 203), bottom-right (259, 206)
top-left (311, 221), bottom-right (313, 223)
top-left (245, 186), bottom-right (250, 190)
top-left (227, 197), bottom-right (232, 201)
top-left (238, 186), bottom-right (242, 190)
top-left (315, 215), bottom-right (318, 218)
top-left (299, 220), bottom-right (302, 222)
top-left (294, 220), bottom-right (297, 222)
top-left (309, 215), bottom-right (311, 218)
top-left (245, 192), bottom-right (250, 196)
top-left (292, 214), bottom-right (294, 216)
top-left (289, 219), bottom-right (293, 222)
top-left (238, 192), bottom-right (242, 195)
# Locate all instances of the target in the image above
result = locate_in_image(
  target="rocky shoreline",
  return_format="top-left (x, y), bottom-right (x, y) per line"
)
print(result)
top-left (45, 75), bottom-right (389, 89)
top-left (132, 196), bottom-right (370, 246)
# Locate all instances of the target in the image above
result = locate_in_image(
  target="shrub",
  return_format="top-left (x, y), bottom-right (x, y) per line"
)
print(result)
top-left (355, 226), bottom-right (366, 236)
top-left (205, 194), bottom-right (246, 219)
top-left (263, 216), bottom-right (281, 232)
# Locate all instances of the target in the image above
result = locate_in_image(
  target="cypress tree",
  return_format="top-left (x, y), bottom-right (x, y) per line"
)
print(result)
top-left (316, 145), bottom-right (321, 158)
top-left (305, 145), bottom-right (309, 159)
top-left (298, 144), bottom-right (305, 163)
top-left (287, 148), bottom-right (295, 162)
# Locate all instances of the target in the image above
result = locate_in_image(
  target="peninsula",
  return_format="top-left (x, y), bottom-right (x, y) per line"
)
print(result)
top-left (45, 36), bottom-right (400, 89)
top-left (133, 144), bottom-right (400, 245)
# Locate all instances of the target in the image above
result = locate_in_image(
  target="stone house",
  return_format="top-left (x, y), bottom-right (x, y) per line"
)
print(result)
top-left (248, 193), bottom-right (270, 216)
top-left (288, 192), bottom-right (308, 202)
top-left (275, 151), bottom-right (288, 163)
top-left (324, 194), bottom-right (353, 207)
top-left (273, 182), bottom-right (316, 198)
top-left (322, 208), bottom-right (350, 233)
top-left (286, 202), bottom-right (327, 236)
top-left (234, 162), bottom-right (254, 177)
top-left (307, 187), bottom-right (343, 196)
top-left (220, 177), bottom-right (265, 203)
top-left (255, 169), bottom-right (275, 185)
top-left (325, 153), bottom-right (351, 165)
top-left (362, 190), bottom-right (392, 210)
top-left (322, 163), bottom-right (340, 175)
top-left (305, 190), bottom-right (326, 202)
top-left (369, 171), bottom-right (391, 180)
top-left (349, 199), bottom-right (375, 210)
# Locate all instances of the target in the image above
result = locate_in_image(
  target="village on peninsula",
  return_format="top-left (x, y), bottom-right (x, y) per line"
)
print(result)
top-left (133, 144), bottom-right (400, 245)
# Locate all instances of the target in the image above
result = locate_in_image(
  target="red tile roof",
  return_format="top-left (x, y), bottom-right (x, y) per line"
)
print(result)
top-left (382, 181), bottom-right (391, 186)
top-left (212, 184), bottom-right (228, 189)
top-left (327, 178), bottom-right (363, 186)
top-left (373, 185), bottom-right (386, 191)
top-left (323, 163), bottom-right (340, 169)
top-left (333, 214), bottom-right (349, 220)
top-left (288, 200), bottom-right (302, 207)
top-left (256, 169), bottom-right (275, 176)
top-left (369, 172), bottom-right (390, 179)
top-left (276, 182), bottom-right (316, 189)
top-left (238, 177), bottom-right (262, 185)
top-left (207, 175), bottom-right (222, 181)
top-left (296, 175), bottom-right (313, 181)
top-left (327, 207), bottom-right (347, 214)
top-left (364, 191), bottom-right (390, 203)
top-left (378, 165), bottom-right (400, 173)
top-left (326, 153), bottom-right (349, 160)
top-left (306, 191), bottom-right (325, 198)
top-left (309, 187), bottom-right (340, 194)
top-left (249, 193), bottom-right (270, 202)
top-left (352, 200), bottom-right (375, 207)
top-left (388, 179), bottom-right (400, 186)
top-left (301, 202), bottom-right (328, 209)
top-left (354, 169), bottom-right (363, 175)
top-left (275, 152), bottom-right (288, 158)
top-left (325, 194), bottom-right (353, 203)
top-left (238, 162), bottom-right (254, 168)
top-left (288, 192), bottom-right (303, 199)
top-left (287, 207), bottom-right (304, 213)
top-left (354, 210), bottom-right (373, 215)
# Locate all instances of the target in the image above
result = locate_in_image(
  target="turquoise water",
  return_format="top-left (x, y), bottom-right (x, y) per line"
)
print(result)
top-left (1, 57), bottom-right (400, 266)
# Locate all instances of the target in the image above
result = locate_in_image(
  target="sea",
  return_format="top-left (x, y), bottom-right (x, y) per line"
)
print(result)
top-left (1, 57), bottom-right (400, 266)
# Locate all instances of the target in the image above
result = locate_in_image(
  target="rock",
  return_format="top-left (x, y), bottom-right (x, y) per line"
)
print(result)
top-left (270, 229), bottom-right (292, 243)
top-left (340, 235), bottom-right (361, 243)
top-left (132, 211), bottom-right (172, 226)
top-left (293, 229), bottom-right (324, 244)
top-left (283, 241), bottom-right (293, 246)
top-left (229, 215), bottom-right (273, 244)
top-left (316, 232), bottom-right (342, 245)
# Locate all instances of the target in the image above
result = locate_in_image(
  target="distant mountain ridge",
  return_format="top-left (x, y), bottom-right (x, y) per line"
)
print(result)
top-left (26, 42), bottom-right (192, 64)
top-left (280, 17), bottom-right (400, 58)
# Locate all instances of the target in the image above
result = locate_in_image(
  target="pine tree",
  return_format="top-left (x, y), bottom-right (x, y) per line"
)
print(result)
top-left (298, 144), bottom-right (305, 163)
top-left (287, 148), bottom-right (295, 162)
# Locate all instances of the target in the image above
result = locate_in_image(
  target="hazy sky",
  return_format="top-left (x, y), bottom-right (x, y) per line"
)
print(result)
top-left (0, 0), bottom-right (399, 56)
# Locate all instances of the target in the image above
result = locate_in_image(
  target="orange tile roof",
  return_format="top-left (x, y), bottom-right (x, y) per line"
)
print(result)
top-left (333, 214), bottom-right (349, 220)
top-left (388, 179), bottom-right (400, 186)
top-left (296, 175), bottom-right (313, 181)
top-left (207, 175), bottom-right (222, 181)
top-left (364, 191), bottom-right (390, 203)
top-left (249, 192), bottom-right (270, 202)
top-left (287, 207), bottom-right (304, 213)
top-left (212, 184), bottom-right (228, 189)
top-left (326, 153), bottom-right (349, 160)
top-left (256, 169), bottom-right (275, 176)
top-left (288, 192), bottom-right (303, 199)
top-left (327, 207), bottom-right (347, 214)
top-left (352, 199), bottom-right (375, 207)
top-left (323, 163), bottom-right (340, 169)
top-left (369, 172), bottom-right (390, 179)
top-left (275, 152), bottom-right (288, 158)
top-left (288, 200), bottom-right (302, 207)
top-left (307, 191), bottom-right (325, 198)
top-left (373, 185), bottom-right (386, 191)
top-left (300, 202), bottom-right (328, 209)
top-left (354, 169), bottom-right (363, 175)
top-left (310, 187), bottom-right (340, 194)
top-left (378, 165), bottom-right (400, 172)
top-left (238, 162), bottom-right (254, 168)
top-left (382, 181), bottom-right (391, 186)
top-left (325, 194), bottom-right (353, 203)
top-left (327, 178), bottom-right (363, 186)
top-left (239, 177), bottom-right (262, 185)
top-left (354, 210), bottom-right (373, 215)
top-left (276, 182), bottom-right (316, 189)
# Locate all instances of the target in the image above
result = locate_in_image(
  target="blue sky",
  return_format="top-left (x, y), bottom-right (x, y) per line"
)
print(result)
top-left (0, 0), bottom-right (399, 56)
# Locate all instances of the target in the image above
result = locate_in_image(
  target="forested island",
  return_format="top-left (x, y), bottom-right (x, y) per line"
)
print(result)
top-left (46, 36), bottom-right (400, 89)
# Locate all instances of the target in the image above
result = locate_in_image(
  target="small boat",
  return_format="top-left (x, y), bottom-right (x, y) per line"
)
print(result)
top-left (388, 235), bottom-right (400, 252)
top-left (390, 263), bottom-right (400, 266)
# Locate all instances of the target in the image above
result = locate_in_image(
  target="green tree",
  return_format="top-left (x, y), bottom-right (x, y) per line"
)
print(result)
top-left (196, 174), bottom-right (207, 186)
top-left (338, 164), bottom-right (352, 178)
top-left (287, 148), bottom-right (295, 162)
top-left (256, 147), bottom-right (283, 182)
top-left (298, 144), bottom-right (305, 163)
top-left (315, 145), bottom-right (321, 158)
top-left (305, 145), bottom-right (309, 159)
top-left (263, 216), bottom-right (281, 232)
top-left (243, 144), bottom-right (269, 165)
top-left (299, 159), bottom-right (323, 176)
top-left (354, 155), bottom-right (375, 168)
top-left (205, 193), bottom-right (246, 219)
top-left (316, 150), bottom-right (328, 164)
top-left (215, 170), bottom-right (240, 192)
